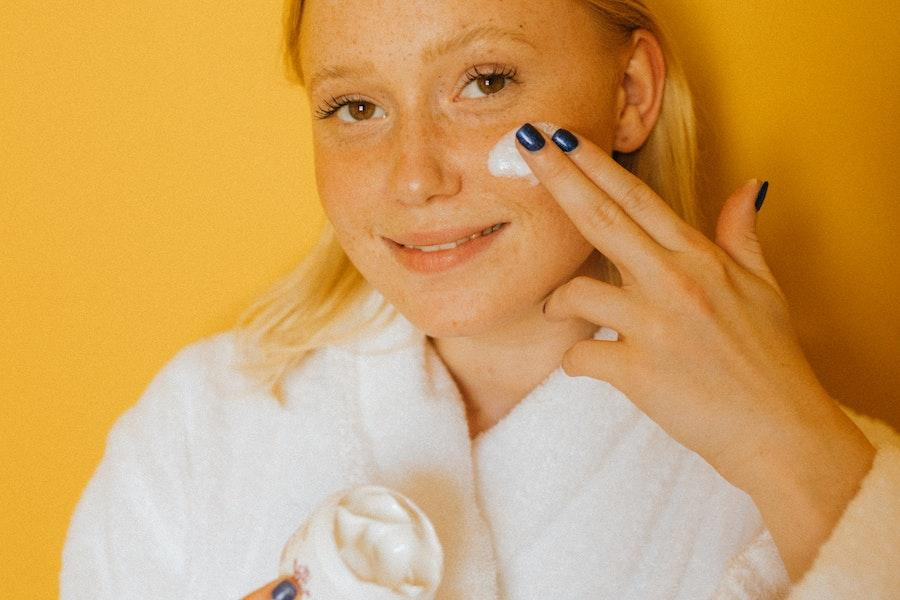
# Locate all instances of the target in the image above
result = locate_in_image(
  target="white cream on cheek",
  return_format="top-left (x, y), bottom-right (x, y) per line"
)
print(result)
top-left (486, 122), bottom-right (556, 187)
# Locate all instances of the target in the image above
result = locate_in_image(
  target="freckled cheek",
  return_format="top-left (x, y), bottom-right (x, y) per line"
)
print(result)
top-left (321, 200), bottom-right (383, 255)
top-left (512, 186), bottom-right (595, 249)
top-left (314, 148), bottom-right (384, 224)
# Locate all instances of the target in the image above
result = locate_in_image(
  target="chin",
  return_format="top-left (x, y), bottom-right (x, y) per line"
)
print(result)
top-left (394, 296), bottom-right (531, 340)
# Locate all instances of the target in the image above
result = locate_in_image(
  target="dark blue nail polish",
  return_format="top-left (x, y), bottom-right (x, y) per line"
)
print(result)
top-left (551, 128), bottom-right (579, 152)
top-left (755, 180), bottom-right (769, 212)
top-left (515, 123), bottom-right (545, 152)
top-left (272, 579), bottom-right (298, 600)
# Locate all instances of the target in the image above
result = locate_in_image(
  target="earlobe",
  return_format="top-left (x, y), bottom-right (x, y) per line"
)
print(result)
top-left (612, 29), bottom-right (667, 154)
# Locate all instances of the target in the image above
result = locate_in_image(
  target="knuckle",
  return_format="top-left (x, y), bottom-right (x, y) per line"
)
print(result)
top-left (668, 270), bottom-right (717, 316)
top-left (585, 199), bottom-right (624, 233)
top-left (564, 275), bottom-right (597, 300)
top-left (553, 276), bottom-right (590, 311)
top-left (620, 180), bottom-right (652, 213)
top-left (698, 247), bottom-right (732, 282)
top-left (682, 228), bottom-right (712, 253)
top-left (674, 243), bottom-right (734, 287)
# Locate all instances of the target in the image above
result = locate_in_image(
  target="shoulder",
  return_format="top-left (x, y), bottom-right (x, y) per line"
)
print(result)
top-left (157, 330), bottom-right (245, 385)
top-left (146, 329), bottom-right (368, 416)
top-left (112, 330), bottom-right (267, 440)
top-left (122, 315), bottom-right (418, 433)
top-left (137, 330), bottom-right (247, 406)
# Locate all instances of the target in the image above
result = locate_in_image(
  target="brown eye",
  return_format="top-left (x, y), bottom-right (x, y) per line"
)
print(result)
top-left (477, 75), bottom-right (507, 95)
top-left (460, 66), bottom-right (518, 100)
top-left (349, 101), bottom-right (376, 121)
top-left (326, 99), bottom-right (385, 123)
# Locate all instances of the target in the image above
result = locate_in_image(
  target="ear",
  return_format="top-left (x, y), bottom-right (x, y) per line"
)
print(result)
top-left (613, 29), bottom-right (666, 153)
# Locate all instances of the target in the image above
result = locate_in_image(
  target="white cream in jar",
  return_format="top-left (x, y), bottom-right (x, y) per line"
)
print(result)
top-left (279, 485), bottom-right (443, 600)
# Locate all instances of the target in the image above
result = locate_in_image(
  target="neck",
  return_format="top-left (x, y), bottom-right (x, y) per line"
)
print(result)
top-left (429, 305), bottom-right (600, 440)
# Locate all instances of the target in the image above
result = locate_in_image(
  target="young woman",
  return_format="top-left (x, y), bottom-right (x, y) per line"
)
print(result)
top-left (62, 0), bottom-right (900, 598)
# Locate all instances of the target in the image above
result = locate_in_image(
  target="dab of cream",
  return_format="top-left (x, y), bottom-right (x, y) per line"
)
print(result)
top-left (486, 122), bottom-right (556, 187)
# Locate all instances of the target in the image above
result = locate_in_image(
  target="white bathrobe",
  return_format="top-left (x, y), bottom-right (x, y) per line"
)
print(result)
top-left (61, 303), bottom-right (900, 599)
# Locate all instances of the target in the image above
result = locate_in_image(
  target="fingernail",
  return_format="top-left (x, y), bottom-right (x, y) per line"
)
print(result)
top-left (515, 123), bottom-right (545, 152)
top-left (272, 579), bottom-right (298, 600)
top-left (551, 128), bottom-right (579, 152)
top-left (755, 180), bottom-right (769, 212)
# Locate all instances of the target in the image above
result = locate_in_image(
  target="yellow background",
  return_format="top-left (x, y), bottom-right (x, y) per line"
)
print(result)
top-left (2, 0), bottom-right (898, 595)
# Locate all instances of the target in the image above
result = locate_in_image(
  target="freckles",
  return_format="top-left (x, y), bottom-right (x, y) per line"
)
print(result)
top-left (485, 122), bottom-right (557, 187)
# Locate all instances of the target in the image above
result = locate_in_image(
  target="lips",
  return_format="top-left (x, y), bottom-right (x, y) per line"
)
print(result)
top-left (386, 222), bottom-right (508, 248)
top-left (386, 221), bottom-right (508, 274)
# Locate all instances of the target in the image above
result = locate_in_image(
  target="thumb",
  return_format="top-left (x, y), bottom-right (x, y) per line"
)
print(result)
top-left (714, 179), bottom-right (782, 295)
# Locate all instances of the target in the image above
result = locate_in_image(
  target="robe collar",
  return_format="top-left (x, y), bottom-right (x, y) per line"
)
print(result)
top-left (332, 289), bottom-right (617, 599)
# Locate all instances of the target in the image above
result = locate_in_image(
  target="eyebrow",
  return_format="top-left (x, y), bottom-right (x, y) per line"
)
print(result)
top-left (308, 25), bottom-right (535, 91)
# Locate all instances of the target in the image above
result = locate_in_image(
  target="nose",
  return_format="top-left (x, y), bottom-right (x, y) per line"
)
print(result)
top-left (387, 114), bottom-right (461, 206)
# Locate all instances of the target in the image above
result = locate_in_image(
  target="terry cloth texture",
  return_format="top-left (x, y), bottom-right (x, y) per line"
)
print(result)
top-left (61, 297), bottom-right (900, 599)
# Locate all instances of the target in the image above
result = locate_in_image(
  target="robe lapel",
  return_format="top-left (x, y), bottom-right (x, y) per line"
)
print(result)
top-left (349, 306), bottom-right (500, 600)
top-left (470, 326), bottom-right (769, 599)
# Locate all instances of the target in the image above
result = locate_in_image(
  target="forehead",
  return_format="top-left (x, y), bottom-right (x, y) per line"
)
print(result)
top-left (300, 0), bottom-right (539, 32)
top-left (299, 0), bottom-right (602, 85)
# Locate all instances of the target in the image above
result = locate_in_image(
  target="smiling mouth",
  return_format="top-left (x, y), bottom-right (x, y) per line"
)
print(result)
top-left (396, 223), bottom-right (507, 252)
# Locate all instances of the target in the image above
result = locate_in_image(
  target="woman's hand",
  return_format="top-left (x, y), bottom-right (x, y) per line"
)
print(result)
top-left (242, 576), bottom-right (302, 600)
top-left (514, 122), bottom-right (875, 581)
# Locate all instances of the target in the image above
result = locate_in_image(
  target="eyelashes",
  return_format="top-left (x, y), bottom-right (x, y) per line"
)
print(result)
top-left (462, 63), bottom-right (519, 88)
top-left (314, 95), bottom-right (363, 120)
top-left (313, 63), bottom-right (520, 121)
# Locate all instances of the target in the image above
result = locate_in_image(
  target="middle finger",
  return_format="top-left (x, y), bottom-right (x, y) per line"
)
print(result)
top-left (515, 123), bottom-right (667, 280)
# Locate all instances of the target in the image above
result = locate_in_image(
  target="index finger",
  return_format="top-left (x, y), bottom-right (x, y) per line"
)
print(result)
top-left (514, 122), bottom-right (667, 279)
top-left (549, 125), bottom-right (702, 251)
top-left (518, 123), bottom-right (701, 255)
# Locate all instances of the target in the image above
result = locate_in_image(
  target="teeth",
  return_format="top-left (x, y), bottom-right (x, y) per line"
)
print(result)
top-left (403, 223), bottom-right (504, 252)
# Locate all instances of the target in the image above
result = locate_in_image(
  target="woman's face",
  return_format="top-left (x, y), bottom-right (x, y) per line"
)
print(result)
top-left (299, 0), bottom-right (627, 338)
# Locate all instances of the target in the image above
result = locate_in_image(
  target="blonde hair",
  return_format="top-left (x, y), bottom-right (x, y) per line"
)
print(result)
top-left (235, 0), bottom-right (700, 403)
